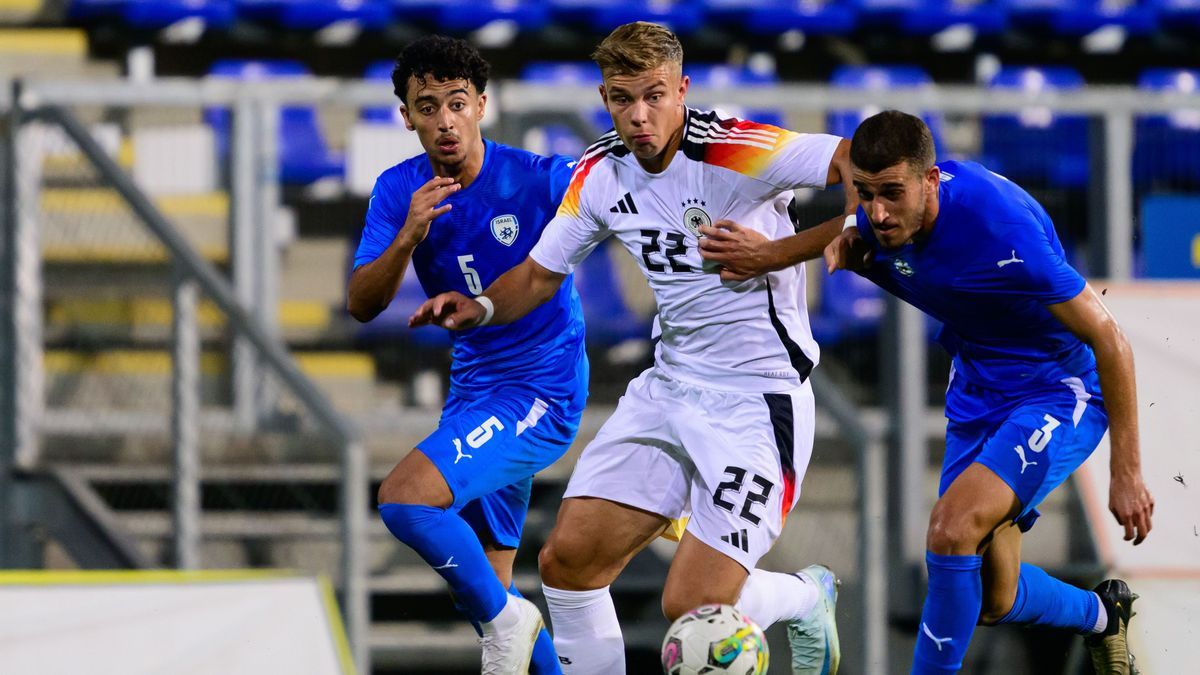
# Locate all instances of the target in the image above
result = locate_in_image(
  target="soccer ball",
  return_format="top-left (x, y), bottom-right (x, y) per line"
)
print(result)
top-left (660, 604), bottom-right (769, 675)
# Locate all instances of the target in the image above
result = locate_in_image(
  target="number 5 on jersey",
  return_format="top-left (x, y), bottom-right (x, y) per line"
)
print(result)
top-left (458, 254), bottom-right (483, 295)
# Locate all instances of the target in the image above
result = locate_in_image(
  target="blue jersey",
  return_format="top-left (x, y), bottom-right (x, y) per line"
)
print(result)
top-left (855, 160), bottom-right (1094, 401)
top-left (355, 140), bottom-right (587, 407)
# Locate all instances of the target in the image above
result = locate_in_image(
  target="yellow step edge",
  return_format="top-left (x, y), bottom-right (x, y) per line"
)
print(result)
top-left (49, 299), bottom-right (331, 332)
top-left (0, 29), bottom-right (86, 56)
top-left (43, 139), bottom-right (135, 172)
top-left (44, 350), bottom-right (374, 379)
top-left (43, 245), bottom-right (229, 265)
top-left (41, 188), bottom-right (229, 218)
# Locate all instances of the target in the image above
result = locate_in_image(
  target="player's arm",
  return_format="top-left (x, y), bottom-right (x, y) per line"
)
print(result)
top-left (408, 257), bottom-right (565, 330)
top-left (1047, 283), bottom-right (1154, 545)
top-left (346, 176), bottom-right (459, 322)
top-left (698, 139), bottom-right (857, 281)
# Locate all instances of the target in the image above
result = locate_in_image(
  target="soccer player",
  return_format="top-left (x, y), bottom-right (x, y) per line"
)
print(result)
top-left (410, 22), bottom-right (855, 675)
top-left (706, 110), bottom-right (1155, 675)
top-left (346, 36), bottom-right (586, 674)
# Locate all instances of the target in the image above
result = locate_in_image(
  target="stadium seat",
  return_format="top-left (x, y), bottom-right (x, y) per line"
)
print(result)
top-left (854, 0), bottom-right (1008, 36)
top-left (69, 0), bottom-right (236, 30)
top-left (518, 61), bottom-right (609, 158)
top-left (548, 0), bottom-right (703, 35)
top-left (684, 63), bottom-right (788, 128)
top-left (1152, 0), bottom-right (1200, 32)
top-left (362, 60), bottom-right (401, 125)
top-left (826, 65), bottom-right (947, 152)
top-left (235, 0), bottom-right (391, 32)
top-left (807, 269), bottom-right (886, 346)
top-left (351, 255), bottom-right (452, 349)
top-left (390, 0), bottom-right (549, 33)
top-left (980, 66), bottom-right (1089, 188)
top-left (572, 242), bottom-right (651, 348)
top-left (1133, 69), bottom-right (1200, 188)
top-left (205, 59), bottom-right (345, 185)
top-left (1003, 0), bottom-right (1158, 36)
top-left (703, 0), bottom-right (858, 36)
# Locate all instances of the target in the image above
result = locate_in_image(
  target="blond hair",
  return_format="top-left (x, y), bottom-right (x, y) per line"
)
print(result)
top-left (591, 22), bottom-right (683, 78)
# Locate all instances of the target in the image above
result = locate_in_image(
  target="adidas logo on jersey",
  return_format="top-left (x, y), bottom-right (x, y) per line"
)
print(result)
top-left (610, 192), bottom-right (638, 214)
top-left (721, 529), bottom-right (750, 553)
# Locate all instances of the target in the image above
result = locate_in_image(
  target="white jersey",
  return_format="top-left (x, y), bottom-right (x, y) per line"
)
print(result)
top-left (530, 108), bottom-right (841, 393)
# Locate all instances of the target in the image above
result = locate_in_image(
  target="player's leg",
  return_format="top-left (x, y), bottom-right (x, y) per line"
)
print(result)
top-left (539, 369), bottom-right (688, 675)
top-left (913, 462), bottom-right (1020, 674)
top-left (378, 392), bottom-right (577, 672)
top-left (539, 496), bottom-right (671, 675)
top-left (460, 481), bottom-right (563, 675)
top-left (669, 381), bottom-right (836, 675)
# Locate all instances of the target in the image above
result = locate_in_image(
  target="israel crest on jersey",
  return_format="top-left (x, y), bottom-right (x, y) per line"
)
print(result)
top-left (490, 214), bottom-right (519, 246)
top-left (894, 258), bottom-right (915, 277)
top-left (681, 198), bottom-right (710, 237)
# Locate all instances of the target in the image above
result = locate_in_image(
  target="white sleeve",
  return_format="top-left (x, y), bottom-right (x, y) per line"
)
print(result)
top-left (529, 206), bottom-right (609, 275)
top-left (757, 131), bottom-right (842, 191)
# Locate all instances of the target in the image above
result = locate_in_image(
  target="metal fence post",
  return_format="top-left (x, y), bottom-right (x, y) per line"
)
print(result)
top-left (0, 79), bottom-right (18, 566)
top-left (341, 439), bottom-right (369, 675)
top-left (172, 267), bottom-right (201, 570)
top-left (253, 98), bottom-right (281, 422)
top-left (231, 95), bottom-right (261, 433)
top-left (889, 299), bottom-right (928, 570)
top-left (1104, 109), bottom-right (1135, 281)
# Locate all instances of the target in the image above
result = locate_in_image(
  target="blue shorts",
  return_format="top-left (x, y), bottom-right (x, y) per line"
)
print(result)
top-left (940, 370), bottom-right (1108, 532)
top-left (418, 389), bottom-right (582, 548)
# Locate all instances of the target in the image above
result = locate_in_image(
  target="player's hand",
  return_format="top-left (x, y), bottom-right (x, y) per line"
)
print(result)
top-left (409, 291), bottom-right (485, 330)
top-left (698, 220), bottom-right (774, 282)
top-left (823, 227), bottom-right (872, 274)
top-left (403, 176), bottom-right (460, 243)
top-left (1109, 469), bottom-right (1154, 545)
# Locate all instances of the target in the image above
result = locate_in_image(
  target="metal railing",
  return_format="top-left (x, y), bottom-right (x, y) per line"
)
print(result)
top-left (0, 82), bottom-right (368, 675)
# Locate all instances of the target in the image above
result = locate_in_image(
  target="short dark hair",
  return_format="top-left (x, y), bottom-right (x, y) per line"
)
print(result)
top-left (850, 110), bottom-right (936, 174)
top-left (391, 36), bottom-right (490, 105)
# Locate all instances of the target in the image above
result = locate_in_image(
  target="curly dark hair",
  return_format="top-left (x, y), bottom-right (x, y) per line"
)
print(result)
top-left (391, 36), bottom-right (490, 105)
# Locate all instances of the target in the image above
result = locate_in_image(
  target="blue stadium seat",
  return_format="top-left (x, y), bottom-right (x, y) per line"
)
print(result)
top-left (703, 0), bottom-right (857, 36)
top-left (1133, 69), bottom-right (1200, 188)
top-left (519, 62), bottom-right (609, 158)
top-left (980, 66), bottom-right (1089, 189)
top-left (391, 0), bottom-right (549, 32)
top-left (572, 242), bottom-right (651, 348)
top-left (1152, 0), bottom-right (1200, 31)
top-left (1004, 0), bottom-right (1157, 36)
top-left (548, 0), bottom-right (703, 35)
top-left (352, 258), bottom-right (453, 349)
top-left (807, 270), bottom-right (886, 346)
top-left (205, 60), bottom-right (345, 185)
top-left (827, 65), bottom-right (948, 151)
top-left (854, 0), bottom-right (1008, 36)
top-left (362, 60), bottom-right (402, 124)
top-left (235, 0), bottom-right (391, 31)
top-left (69, 0), bottom-right (236, 30)
top-left (684, 63), bottom-right (788, 128)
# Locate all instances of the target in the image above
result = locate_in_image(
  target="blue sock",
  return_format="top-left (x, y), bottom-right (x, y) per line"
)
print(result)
top-left (995, 563), bottom-right (1099, 633)
top-left (509, 584), bottom-right (563, 675)
top-left (912, 552), bottom-right (983, 675)
top-left (378, 503), bottom-right (507, 623)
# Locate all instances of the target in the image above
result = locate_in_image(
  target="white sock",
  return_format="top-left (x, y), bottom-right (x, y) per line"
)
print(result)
top-left (735, 569), bottom-right (820, 629)
top-left (542, 584), bottom-right (624, 674)
top-left (1091, 593), bottom-right (1109, 634)
top-left (480, 594), bottom-right (520, 636)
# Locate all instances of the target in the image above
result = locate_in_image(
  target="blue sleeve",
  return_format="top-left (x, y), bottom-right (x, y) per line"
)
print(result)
top-left (546, 154), bottom-right (577, 208)
top-left (354, 171), bottom-right (409, 269)
top-left (1009, 222), bottom-right (1086, 304)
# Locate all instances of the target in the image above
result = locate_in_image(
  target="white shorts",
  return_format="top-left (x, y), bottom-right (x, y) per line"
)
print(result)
top-left (563, 367), bottom-right (815, 570)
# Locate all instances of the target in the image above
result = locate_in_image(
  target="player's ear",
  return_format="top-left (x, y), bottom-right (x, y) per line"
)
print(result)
top-left (598, 83), bottom-right (608, 107)
top-left (926, 165), bottom-right (940, 192)
top-left (679, 73), bottom-right (689, 100)
top-left (399, 104), bottom-right (415, 132)
top-left (476, 92), bottom-right (487, 122)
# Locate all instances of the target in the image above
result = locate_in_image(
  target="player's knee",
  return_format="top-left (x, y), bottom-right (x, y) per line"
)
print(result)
top-left (538, 531), bottom-right (594, 588)
top-left (978, 601), bottom-right (1013, 626)
top-left (376, 453), bottom-right (451, 508)
top-left (926, 504), bottom-right (988, 555)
